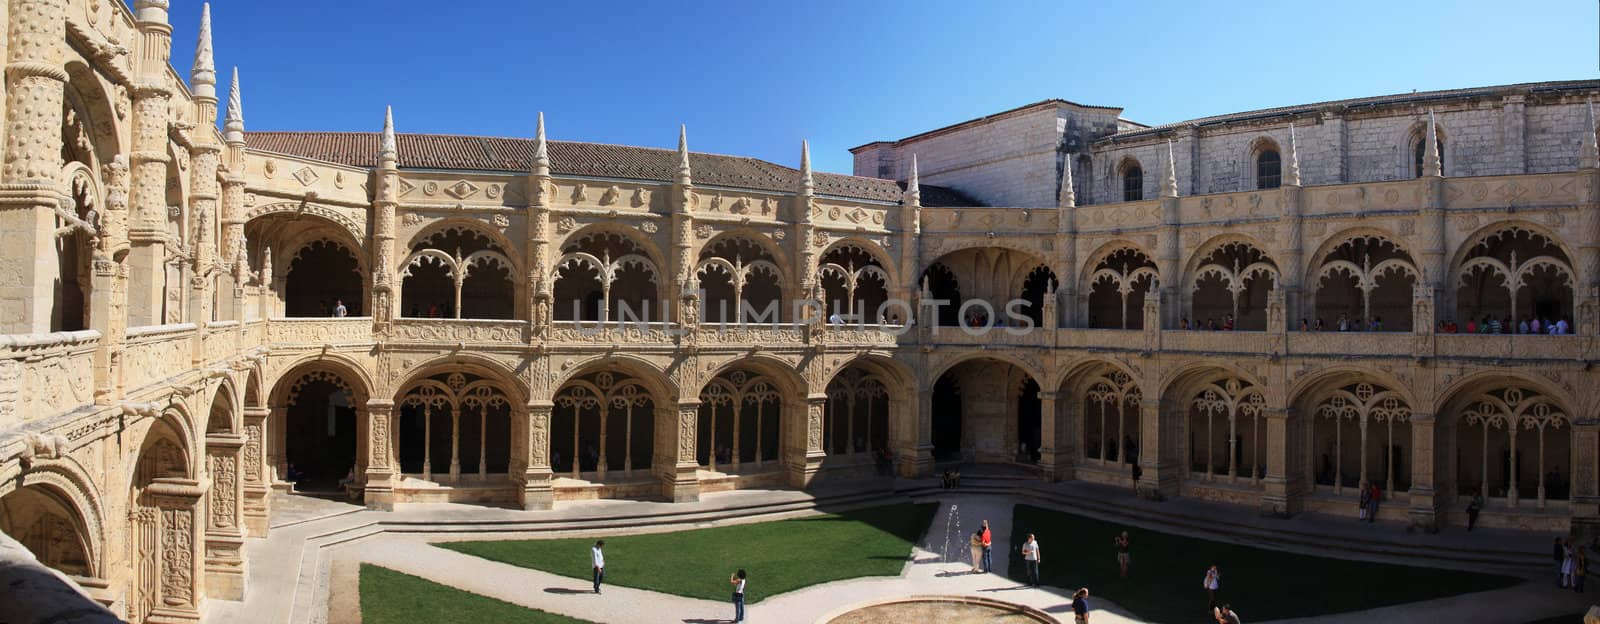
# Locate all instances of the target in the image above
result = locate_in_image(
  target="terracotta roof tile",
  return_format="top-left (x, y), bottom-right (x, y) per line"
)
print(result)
top-left (243, 131), bottom-right (976, 206)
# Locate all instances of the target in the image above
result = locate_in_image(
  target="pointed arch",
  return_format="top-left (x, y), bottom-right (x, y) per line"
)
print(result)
top-left (1083, 242), bottom-right (1159, 329)
top-left (1451, 222), bottom-right (1576, 331)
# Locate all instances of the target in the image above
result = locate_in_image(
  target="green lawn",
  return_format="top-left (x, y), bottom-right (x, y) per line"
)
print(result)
top-left (440, 502), bottom-right (937, 603)
top-left (360, 563), bottom-right (597, 624)
top-left (1007, 504), bottom-right (1523, 623)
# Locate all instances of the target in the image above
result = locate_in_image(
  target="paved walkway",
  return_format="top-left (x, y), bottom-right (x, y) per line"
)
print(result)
top-left (206, 489), bottom-right (1595, 624)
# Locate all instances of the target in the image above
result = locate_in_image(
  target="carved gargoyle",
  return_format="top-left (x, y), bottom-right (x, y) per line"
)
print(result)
top-left (19, 433), bottom-right (69, 469)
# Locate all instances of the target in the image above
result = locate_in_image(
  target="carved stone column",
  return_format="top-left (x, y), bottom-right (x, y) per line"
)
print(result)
top-left (520, 403), bottom-right (554, 510)
top-left (126, 81), bottom-right (173, 328)
top-left (1037, 391), bottom-right (1073, 482)
top-left (0, 0), bottom-right (68, 334)
top-left (1570, 419), bottom-right (1600, 543)
top-left (145, 478), bottom-right (204, 624)
top-left (239, 406), bottom-right (269, 536)
top-left (892, 390), bottom-right (932, 478)
top-left (659, 403), bottom-right (700, 502)
top-left (1135, 397), bottom-right (1178, 501)
top-left (787, 395), bottom-right (827, 488)
top-left (362, 399), bottom-right (396, 510)
top-left (1406, 412), bottom-right (1442, 533)
top-left (203, 434), bottom-right (244, 599)
top-left (1259, 407), bottom-right (1293, 517)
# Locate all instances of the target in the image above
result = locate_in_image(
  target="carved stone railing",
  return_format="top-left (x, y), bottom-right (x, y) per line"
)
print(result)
top-left (124, 323), bottom-right (198, 390)
top-left (389, 319), bottom-right (526, 345)
top-left (702, 325), bottom-right (808, 347)
top-left (1441, 172), bottom-right (1577, 212)
top-left (202, 321), bottom-right (239, 364)
top-left (1075, 199), bottom-right (1162, 233)
top-left (923, 326), bottom-right (1048, 347)
top-left (547, 321), bottom-right (673, 345)
top-left (1284, 332), bottom-right (1410, 357)
top-left (1178, 187), bottom-right (1283, 224)
top-left (242, 320), bottom-right (267, 348)
top-left (1159, 330), bottom-right (1272, 354)
top-left (817, 324), bottom-right (900, 348)
top-left (265, 318), bottom-right (375, 348)
top-left (1057, 329), bottom-right (1143, 350)
top-left (0, 330), bottom-right (100, 428)
top-left (1434, 334), bottom-right (1591, 361)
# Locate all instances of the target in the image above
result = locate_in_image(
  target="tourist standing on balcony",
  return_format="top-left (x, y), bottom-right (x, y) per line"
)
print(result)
top-left (1114, 531), bottom-right (1131, 578)
top-left (1532, 317), bottom-right (1543, 333)
top-left (1203, 565), bottom-right (1221, 607)
top-left (1020, 533), bottom-right (1041, 586)
top-left (591, 540), bottom-right (605, 594)
top-left (979, 521), bottom-right (993, 573)
top-left (1337, 313), bottom-right (1349, 331)
top-left (333, 299), bottom-right (347, 318)
top-left (1554, 318), bottom-right (1571, 334)
top-left (1314, 318), bottom-right (1325, 331)
top-left (1298, 319), bottom-right (1308, 331)
top-left (730, 569), bottom-right (746, 622)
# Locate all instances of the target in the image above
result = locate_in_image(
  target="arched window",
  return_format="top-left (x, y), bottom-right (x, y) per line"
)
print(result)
top-left (1122, 161), bottom-right (1144, 202)
top-left (1256, 149), bottom-right (1282, 189)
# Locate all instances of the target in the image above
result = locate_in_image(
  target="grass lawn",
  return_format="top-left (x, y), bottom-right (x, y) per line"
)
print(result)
top-left (1007, 504), bottom-right (1523, 623)
top-left (360, 563), bottom-right (597, 624)
top-left (440, 502), bottom-right (937, 603)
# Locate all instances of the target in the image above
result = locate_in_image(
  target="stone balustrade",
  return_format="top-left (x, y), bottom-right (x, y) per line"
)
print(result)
top-left (0, 330), bottom-right (100, 428)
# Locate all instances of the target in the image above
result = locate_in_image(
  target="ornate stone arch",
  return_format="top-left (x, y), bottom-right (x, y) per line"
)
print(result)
top-left (1449, 221), bottom-right (1577, 328)
top-left (244, 202), bottom-right (365, 246)
top-left (0, 462), bottom-right (108, 578)
top-left (558, 222), bottom-right (669, 274)
top-left (701, 229), bottom-right (793, 284)
top-left (207, 378), bottom-right (240, 435)
top-left (266, 354), bottom-right (375, 409)
top-left (818, 353), bottom-right (917, 397)
top-left (389, 354), bottom-right (529, 407)
top-left (552, 355), bottom-right (678, 404)
top-left (926, 351), bottom-right (1046, 391)
top-left (63, 60), bottom-right (121, 167)
top-left (697, 355), bottom-right (807, 400)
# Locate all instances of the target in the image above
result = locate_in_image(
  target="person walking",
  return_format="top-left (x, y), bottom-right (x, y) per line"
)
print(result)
top-left (979, 520), bottom-right (993, 573)
top-left (1203, 565), bottom-right (1222, 607)
top-left (1466, 487), bottom-right (1484, 531)
top-left (1113, 531), bottom-right (1131, 578)
top-left (1071, 588), bottom-right (1090, 623)
top-left (968, 531), bottom-right (983, 574)
top-left (1366, 482), bottom-right (1381, 522)
top-left (590, 540), bottom-right (605, 594)
top-left (730, 569), bottom-right (747, 622)
top-left (1021, 534), bottom-right (1041, 586)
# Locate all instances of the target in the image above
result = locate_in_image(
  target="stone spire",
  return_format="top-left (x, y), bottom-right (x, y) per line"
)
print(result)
top-left (223, 67), bottom-right (244, 143)
top-left (533, 111), bottom-right (550, 176)
top-left (1422, 109), bottom-right (1442, 177)
top-left (1057, 155), bottom-right (1076, 208)
top-left (1285, 123), bottom-right (1302, 187)
top-left (676, 124), bottom-right (692, 184)
top-left (191, 3), bottom-right (216, 100)
top-left (380, 106), bottom-right (397, 168)
top-left (799, 139), bottom-right (814, 196)
top-left (904, 154), bottom-right (921, 205)
top-left (1582, 100), bottom-right (1598, 170)
top-left (1160, 139), bottom-right (1179, 197)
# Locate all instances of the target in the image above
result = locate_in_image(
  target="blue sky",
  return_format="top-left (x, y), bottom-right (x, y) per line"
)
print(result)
top-left (173, 0), bottom-right (1595, 175)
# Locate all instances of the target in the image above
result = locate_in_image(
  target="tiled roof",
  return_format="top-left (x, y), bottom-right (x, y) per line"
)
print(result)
top-left (1106, 79), bottom-right (1600, 141)
top-left (244, 131), bottom-right (977, 206)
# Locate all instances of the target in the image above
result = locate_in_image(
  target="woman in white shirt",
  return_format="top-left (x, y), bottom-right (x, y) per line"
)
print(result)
top-left (730, 569), bottom-right (747, 623)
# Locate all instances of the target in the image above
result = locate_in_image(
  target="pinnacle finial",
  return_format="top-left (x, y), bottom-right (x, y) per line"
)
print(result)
top-left (677, 124), bottom-right (692, 181)
top-left (799, 139), bottom-right (815, 196)
top-left (223, 67), bottom-right (244, 142)
top-left (1422, 109), bottom-right (1442, 177)
top-left (534, 112), bottom-right (550, 171)
top-left (191, 3), bottom-right (216, 99)
top-left (1285, 123), bottom-right (1302, 187)
top-left (1161, 139), bottom-right (1179, 197)
top-left (380, 106), bottom-right (397, 163)
top-left (905, 154), bottom-right (921, 205)
top-left (1057, 156), bottom-right (1076, 208)
top-left (1582, 100), bottom-right (1599, 170)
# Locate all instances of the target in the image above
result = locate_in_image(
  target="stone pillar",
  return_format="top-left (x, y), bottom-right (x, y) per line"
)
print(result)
top-left (145, 478), bottom-right (204, 624)
top-left (1136, 397), bottom-right (1178, 500)
top-left (1038, 391), bottom-right (1074, 481)
top-left (239, 406), bottom-right (269, 536)
top-left (1260, 407), bottom-right (1293, 517)
top-left (0, 0), bottom-right (68, 334)
top-left (789, 396), bottom-right (827, 488)
top-left (203, 434), bottom-right (244, 599)
top-left (126, 0), bottom-right (174, 328)
top-left (92, 158), bottom-right (131, 404)
top-left (659, 403), bottom-right (700, 502)
top-left (1407, 412), bottom-right (1442, 532)
top-left (1571, 419), bottom-right (1600, 542)
top-left (1503, 95), bottom-right (1527, 174)
top-left (520, 403), bottom-right (554, 510)
top-left (362, 399), bottom-right (396, 510)
top-left (266, 405), bottom-right (288, 489)
top-left (890, 392), bottom-right (932, 478)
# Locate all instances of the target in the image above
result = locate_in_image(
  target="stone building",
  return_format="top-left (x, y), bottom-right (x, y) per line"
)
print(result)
top-left (1, 1), bottom-right (1599, 620)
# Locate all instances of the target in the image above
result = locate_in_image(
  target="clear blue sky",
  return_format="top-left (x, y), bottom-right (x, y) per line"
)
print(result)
top-left (173, 0), bottom-right (1595, 175)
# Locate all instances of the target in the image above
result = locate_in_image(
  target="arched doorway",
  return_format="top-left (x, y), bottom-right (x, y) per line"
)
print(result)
top-left (276, 369), bottom-right (361, 492)
top-left (930, 358), bottom-right (1041, 466)
top-left (285, 240), bottom-right (363, 317)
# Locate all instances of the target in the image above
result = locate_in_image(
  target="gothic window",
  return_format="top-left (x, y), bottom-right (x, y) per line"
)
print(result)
top-left (697, 236), bottom-right (783, 324)
top-left (1122, 161), bottom-right (1144, 202)
top-left (699, 370), bottom-right (783, 470)
top-left (1188, 377), bottom-right (1267, 485)
top-left (1084, 370), bottom-right (1142, 467)
top-left (1310, 382), bottom-right (1412, 495)
top-left (1256, 149), bottom-right (1282, 190)
top-left (1087, 247), bottom-right (1158, 329)
top-left (1454, 226), bottom-right (1574, 331)
top-left (553, 231), bottom-right (661, 322)
top-left (286, 240), bottom-right (363, 317)
top-left (823, 368), bottom-right (889, 457)
top-left (401, 226), bottom-right (515, 319)
top-left (1455, 385), bottom-right (1569, 504)
top-left (1186, 241), bottom-right (1278, 331)
top-left (397, 373), bottom-right (513, 481)
top-left (551, 372), bottom-right (655, 479)
top-left (817, 244), bottom-right (890, 323)
top-left (1312, 235), bottom-right (1417, 332)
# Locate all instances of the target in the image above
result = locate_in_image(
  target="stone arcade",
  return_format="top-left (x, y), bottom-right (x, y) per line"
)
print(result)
top-left (3, 1), bottom-right (1600, 621)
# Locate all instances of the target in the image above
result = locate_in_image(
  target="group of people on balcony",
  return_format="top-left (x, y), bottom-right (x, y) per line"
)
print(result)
top-left (1436, 316), bottom-right (1571, 335)
top-left (1179, 316), bottom-right (1240, 331)
top-left (1295, 314), bottom-right (1384, 332)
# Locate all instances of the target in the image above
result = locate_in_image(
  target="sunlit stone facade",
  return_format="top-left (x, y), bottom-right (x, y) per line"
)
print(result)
top-left (2, 1), bottom-right (1600, 620)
